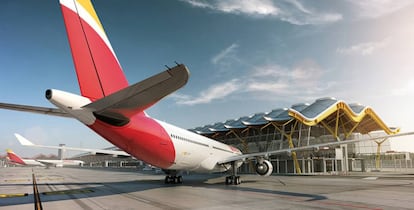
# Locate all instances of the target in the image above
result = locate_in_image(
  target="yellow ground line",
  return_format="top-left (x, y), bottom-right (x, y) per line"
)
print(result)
top-left (0, 193), bottom-right (29, 198)
top-left (32, 173), bottom-right (43, 210)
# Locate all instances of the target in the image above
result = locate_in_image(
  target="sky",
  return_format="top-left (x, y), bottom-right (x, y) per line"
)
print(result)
top-left (1, 0), bottom-right (414, 157)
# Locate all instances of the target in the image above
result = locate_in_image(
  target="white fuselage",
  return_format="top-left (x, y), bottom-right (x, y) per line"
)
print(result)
top-left (157, 120), bottom-right (242, 173)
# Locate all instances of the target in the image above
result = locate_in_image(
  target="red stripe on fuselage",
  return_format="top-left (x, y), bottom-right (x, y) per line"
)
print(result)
top-left (89, 115), bottom-right (176, 169)
top-left (61, 5), bottom-right (128, 100)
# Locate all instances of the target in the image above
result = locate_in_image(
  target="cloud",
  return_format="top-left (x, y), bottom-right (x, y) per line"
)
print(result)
top-left (182, 0), bottom-right (213, 9)
top-left (184, 0), bottom-right (280, 16)
top-left (172, 59), bottom-right (331, 105)
top-left (246, 59), bottom-right (326, 95)
top-left (172, 79), bottom-right (241, 105)
top-left (391, 80), bottom-right (414, 96)
top-left (215, 0), bottom-right (279, 16)
top-left (278, 0), bottom-right (342, 25)
top-left (336, 38), bottom-right (390, 56)
top-left (181, 0), bottom-right (342, 25)
top-left (348, 0), bottom-right (414, 18)
top-left (211, 43), bottom-right (239, 64)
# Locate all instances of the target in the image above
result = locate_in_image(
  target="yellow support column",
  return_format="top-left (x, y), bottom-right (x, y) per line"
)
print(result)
top-left (286, 135), bottom-right (302, 174)
top-left (272, 121), bottom-right (302, 174)
top-left (228, 130), bottom-right (254, 172)
top-left (375, 138), bottom-right (388, 170)
top-left (229, 130), bottom-right (249, 154)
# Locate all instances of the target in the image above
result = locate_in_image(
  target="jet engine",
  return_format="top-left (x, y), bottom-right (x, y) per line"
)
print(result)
top-left (255, 159), bottom-right (273, 176)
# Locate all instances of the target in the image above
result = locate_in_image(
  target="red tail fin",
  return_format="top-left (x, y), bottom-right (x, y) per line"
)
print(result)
top-left (6, 149), bottom-right (26, 165)
top-left (60, 0), bottom-right (128, 101)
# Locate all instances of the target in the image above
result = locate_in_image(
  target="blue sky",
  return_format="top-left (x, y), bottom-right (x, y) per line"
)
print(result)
top-left (1, 0), bottom-right (414, 157)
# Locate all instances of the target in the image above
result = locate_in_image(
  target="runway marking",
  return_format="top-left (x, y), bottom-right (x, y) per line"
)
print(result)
top-left (42, 189), bottom-right (94, 196)
top-left (0, 193), bottom-right (28, 198)
top-left (32, 172), bottom-right (43, 210)
top-left (362, 177), bottom-right (379, 180)
top-left (315, 200), bottom-right (383, 210)
top-left (277, 178), bottom-right (286, 186)
top-left (4, 179), bottom-right (31, 182)
top-left (36, 177), bottom-right (65, 181)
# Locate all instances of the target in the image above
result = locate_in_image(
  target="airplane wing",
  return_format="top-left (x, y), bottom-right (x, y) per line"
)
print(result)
top-left (0, 102), bottom-right (71, 118)
top-left (217, 131), bottom-right (414, 164)
top-left (15, 133), bottom-right (130, 157)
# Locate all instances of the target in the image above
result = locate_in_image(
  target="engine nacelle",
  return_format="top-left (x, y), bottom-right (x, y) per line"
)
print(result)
top-left (255, 159), bottom-right (273, 176)
top-left (45, 89), bottom-right (95, 125)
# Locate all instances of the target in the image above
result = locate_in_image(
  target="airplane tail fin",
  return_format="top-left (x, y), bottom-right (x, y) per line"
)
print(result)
top-left (6, 149), bottom-right (26, 165)
top-left (60, 0), bottom-right (128, 101)
top-left (15, 133), bottom-right (35, 146)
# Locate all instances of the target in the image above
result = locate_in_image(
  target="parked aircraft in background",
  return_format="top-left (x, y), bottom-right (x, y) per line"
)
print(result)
top-left (1, 0), bottom-right (414, 185)
top-left (6, 149), bottom-right (44, 166)
top-left (6, 149), bottom-right (83, 168)
top-left (15, 133), bottom-right (130, 157)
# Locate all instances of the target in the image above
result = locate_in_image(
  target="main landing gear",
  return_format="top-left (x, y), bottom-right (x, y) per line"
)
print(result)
top-left (225, 161), bottom-right (241, 185)
top-left (165, 175), bottom-right (183, 184)
top-left (163, 170), bottom-right (183, 184)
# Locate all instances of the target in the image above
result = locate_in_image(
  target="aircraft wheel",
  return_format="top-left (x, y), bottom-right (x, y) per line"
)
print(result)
top-left (234, 176), bottom-right (241, 185)
top-left (165, 176), bottom-right (175, 184)
top-left (177, 176), bottom-right (183, 184)
top-left (225, 176), bottom-right (233, 185)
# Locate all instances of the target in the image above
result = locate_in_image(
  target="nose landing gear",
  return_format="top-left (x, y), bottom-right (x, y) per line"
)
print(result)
top-left (225, 161), bottom-right (241, 185)
top-left (225, 175), bottom-right (241, 185)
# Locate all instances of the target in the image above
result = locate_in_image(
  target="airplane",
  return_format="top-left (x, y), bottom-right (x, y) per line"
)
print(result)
top-left (6, 149), bottom-right (44, 166)
top-left (1, 0), bottom-right (413, 185)
top-left (15, 133), bottom-right (131, 157)
top-left (6, 149), bottom-right (84, 168)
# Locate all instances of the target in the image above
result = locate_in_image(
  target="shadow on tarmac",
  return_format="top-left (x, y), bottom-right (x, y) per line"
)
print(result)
top-left (0, 172), bottom-right (327, 206)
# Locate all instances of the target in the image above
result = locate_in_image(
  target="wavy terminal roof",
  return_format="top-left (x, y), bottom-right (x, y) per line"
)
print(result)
top-left (190, 97), bottom-right (399, 136)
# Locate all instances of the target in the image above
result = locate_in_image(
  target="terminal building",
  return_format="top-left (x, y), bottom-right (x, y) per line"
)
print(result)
top-left (5, 97), bottom-right (411, 174)
top-left (189, 97), bottom-right (412, 174)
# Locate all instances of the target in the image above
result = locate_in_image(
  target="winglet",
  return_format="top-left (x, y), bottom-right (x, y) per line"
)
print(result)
top-left (14, 133), bottom-right (35, 146)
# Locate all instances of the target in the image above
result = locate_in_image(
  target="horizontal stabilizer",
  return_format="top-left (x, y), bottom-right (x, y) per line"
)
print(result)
top-left (83, 64), bottom-right (189, 121)
top-left (0, 102), bottom-right (71, 118)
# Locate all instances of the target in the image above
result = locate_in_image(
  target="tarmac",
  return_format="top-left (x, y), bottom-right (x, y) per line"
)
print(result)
top-left (1, 167), bottom-right (413, 210)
